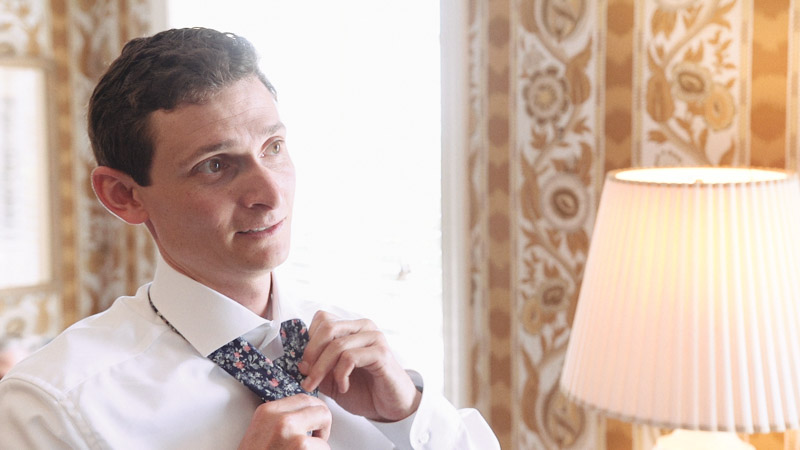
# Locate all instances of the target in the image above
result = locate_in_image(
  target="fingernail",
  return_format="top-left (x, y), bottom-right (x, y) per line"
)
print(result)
top-left (298, 361), bottom-right (309, 374)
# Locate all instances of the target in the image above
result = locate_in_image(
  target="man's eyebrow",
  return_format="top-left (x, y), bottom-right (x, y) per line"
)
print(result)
top-left (185, 121), bottom-right (286, 163)
top-left (262, 121), bottom-right (286, 136)
top-left (190, 140), bottom-right (235, 161)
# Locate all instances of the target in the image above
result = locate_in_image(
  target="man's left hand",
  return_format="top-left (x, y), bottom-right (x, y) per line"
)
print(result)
top-left (298, 310), bottom-right (422, 422)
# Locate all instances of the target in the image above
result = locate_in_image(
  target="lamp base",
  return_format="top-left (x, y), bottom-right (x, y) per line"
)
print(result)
top-left (654, 429), bottom-right (754, 450)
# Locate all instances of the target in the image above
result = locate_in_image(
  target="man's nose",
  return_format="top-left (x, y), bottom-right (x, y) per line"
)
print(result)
top-left (239, 163), bottom-right (284, 209)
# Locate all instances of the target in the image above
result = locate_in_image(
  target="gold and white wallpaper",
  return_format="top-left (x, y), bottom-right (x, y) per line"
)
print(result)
top-left (513, 0), bottom-right (605, 448)
top-left (468, 0), bottom-right (797, 448)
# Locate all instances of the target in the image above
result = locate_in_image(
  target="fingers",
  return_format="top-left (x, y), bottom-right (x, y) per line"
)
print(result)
top-left (306, 333), bottom-right (388, 394)
top-left (262, 395), bottom-right (332, 440)
top-left (302, 310), bottom-right (375, 371)
top-left (305, 311), bottom-right (378, 351)
top-left (298, 310), bottom-right (422, 422)
top-left (300, 311), bottom-right (386, 393)
top-left (239, 395), bottom-right (332, 449)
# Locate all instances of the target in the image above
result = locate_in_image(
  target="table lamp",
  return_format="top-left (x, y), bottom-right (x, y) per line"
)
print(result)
top-left (560, 167), bottom-right (800, 449)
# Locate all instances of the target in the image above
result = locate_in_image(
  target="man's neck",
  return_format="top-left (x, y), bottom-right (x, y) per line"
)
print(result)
top-left (228, 281), bottom-right (273, 319)
top-left (208, 275), bottom-right (273, 319)
top-left (159, 256), bottom-right (274, 318)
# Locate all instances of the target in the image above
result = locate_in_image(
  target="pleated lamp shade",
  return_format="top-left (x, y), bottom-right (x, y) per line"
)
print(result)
top-left (560, 167), bottom-right (800, 434)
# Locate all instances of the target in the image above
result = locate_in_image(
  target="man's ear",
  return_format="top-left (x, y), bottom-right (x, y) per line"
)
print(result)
top-left (91, 166), bottom-right (149, 225)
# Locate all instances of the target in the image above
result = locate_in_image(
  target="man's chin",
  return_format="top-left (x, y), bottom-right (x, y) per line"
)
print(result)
top-left (241, 252), bottom-right (290, 274)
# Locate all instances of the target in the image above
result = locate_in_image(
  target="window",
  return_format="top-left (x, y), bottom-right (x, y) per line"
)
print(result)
top-left (162, 1), bottom-right (445, 392)
top-left (0, 65), bottom-right (51, 289)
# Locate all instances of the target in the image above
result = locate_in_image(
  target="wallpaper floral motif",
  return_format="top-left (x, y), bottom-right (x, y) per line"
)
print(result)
top-left (514, 0), bottom-right (603, 448)
top-left (635, 0), bottom-right (750, 166)
top-left (0, 1), bottom-right (49, 56)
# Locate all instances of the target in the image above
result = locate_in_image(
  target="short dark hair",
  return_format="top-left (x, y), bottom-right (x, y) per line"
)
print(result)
top-left (88, 27), bottom-right (276, 186)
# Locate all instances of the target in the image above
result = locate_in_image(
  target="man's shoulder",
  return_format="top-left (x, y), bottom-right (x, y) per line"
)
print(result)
top-left (3, 288), bottom-right (170, 394)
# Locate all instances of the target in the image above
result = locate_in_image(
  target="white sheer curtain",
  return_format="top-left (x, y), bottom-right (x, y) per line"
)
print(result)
top-left (163, 0), bottom-right (444, 392)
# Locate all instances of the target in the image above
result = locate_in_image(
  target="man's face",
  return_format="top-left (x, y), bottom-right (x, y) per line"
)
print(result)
top-left (137, 75), bottom-right (295, 289)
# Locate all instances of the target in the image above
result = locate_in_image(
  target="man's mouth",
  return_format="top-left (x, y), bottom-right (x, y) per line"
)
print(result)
top-left (241, 226), bottom-right (270, 234)
top-left (238, 220), bottom-right (283, 235)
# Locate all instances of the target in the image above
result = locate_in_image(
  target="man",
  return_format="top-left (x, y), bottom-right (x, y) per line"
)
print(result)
top-left (0, 28), bottom-right (498, 449)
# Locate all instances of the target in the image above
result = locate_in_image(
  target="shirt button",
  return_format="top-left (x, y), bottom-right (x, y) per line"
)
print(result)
top-left (417, 432), bottom-right (430, 445)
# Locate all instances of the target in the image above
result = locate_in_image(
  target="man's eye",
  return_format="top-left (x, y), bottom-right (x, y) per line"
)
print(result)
top-left (196, 158), bottom-right (226, 174)
top-left (263, 140), bottom-right (283, 156)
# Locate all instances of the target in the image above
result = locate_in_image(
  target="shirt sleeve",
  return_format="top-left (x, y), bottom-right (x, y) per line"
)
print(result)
top-left (368, 371), bottom-right (500, 450)
top-left (0, 376), bottom-right (92, 450)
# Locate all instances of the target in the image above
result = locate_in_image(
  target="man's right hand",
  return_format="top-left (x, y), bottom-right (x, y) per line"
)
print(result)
top-left (238, 394), bottom-right (332, 449)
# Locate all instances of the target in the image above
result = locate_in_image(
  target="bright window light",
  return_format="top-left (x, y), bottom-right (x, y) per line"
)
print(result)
top-left (165, 1), bottom-right (444, 392)
top-left (0, 66), bottom-right (51, 289)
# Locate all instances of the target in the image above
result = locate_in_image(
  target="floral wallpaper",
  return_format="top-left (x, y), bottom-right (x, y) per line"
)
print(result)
top-left (468, 0), bottom-right (796, 448)
top-left (513, 0), bottom-right (604, 448)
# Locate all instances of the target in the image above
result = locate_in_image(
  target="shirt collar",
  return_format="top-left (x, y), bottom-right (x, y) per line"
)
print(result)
top-left (149, 255), bottom-right (280, 357)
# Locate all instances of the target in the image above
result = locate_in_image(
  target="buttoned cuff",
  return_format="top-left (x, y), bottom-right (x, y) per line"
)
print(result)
top-left (368, 370), bottom-right (461, 449)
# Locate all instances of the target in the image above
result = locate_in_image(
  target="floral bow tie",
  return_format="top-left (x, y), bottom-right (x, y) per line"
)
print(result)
top-left (208, 319), bottom-right (318, 402)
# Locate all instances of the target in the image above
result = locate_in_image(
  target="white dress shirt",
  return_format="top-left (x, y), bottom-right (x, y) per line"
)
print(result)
top-left (0, 259), bottom-right (499, 449)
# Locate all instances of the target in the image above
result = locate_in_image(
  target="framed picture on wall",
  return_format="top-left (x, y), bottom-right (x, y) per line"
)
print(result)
top-left (0, 64), bottom-right (52, 290)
